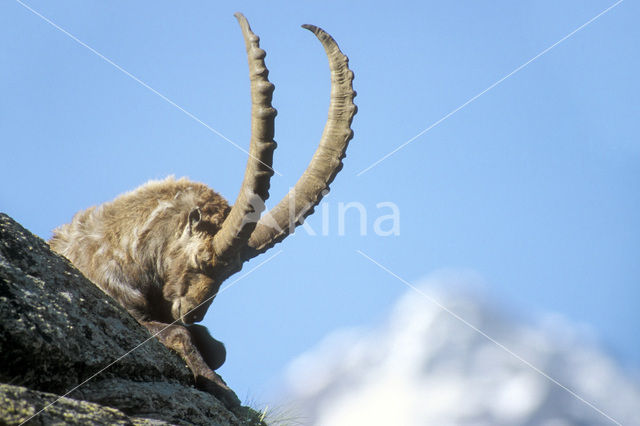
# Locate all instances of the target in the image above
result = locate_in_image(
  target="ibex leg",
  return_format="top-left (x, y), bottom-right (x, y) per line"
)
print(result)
top-left (142, 321), bottom-right (240, 408)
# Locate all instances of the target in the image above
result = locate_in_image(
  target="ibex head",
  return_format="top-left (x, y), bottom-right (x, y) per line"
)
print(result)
top-left (137, 13), bottom-right (355, 325)
top-left (162, 203), bottom-right (229, 324)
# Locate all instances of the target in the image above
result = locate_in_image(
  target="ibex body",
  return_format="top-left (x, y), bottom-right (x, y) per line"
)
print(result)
top-left (50, 177), bottom-right (230, 323)
top-left (50, 13), bottom-right (356, 408)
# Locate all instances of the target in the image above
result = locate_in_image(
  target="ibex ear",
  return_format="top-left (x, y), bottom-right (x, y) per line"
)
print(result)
top-left (188, 207), bottom-right (201, 234)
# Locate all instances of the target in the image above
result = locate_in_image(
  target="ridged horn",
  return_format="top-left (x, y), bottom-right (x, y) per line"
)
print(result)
top-left (211, 13), bottom-right (277, 262)
top-left (241, 23), bottom-right (357, 261)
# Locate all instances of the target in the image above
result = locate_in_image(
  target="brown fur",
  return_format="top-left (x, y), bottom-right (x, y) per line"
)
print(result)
top-left (50, 176), bottom-right (230, 323)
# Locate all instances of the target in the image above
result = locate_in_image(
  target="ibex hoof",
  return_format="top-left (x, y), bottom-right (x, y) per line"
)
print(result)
top-left (195, 373), bottom-right (241, 408)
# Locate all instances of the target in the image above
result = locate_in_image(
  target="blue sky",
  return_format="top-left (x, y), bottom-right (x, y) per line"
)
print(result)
top-left (1, 0), bottom-right (638, 406)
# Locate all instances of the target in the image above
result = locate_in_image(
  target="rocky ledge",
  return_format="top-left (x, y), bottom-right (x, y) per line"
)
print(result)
top-left (0, 213), bottom-right (264, 425)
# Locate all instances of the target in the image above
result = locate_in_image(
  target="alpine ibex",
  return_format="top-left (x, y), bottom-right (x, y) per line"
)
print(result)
top-left (49, 13), bottom-right (356, 407)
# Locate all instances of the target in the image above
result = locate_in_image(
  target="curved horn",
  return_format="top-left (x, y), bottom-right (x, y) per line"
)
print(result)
top-left (242, 24), bottom-right (357, 260)
top-left (211, 13), bottom-right (277, 262)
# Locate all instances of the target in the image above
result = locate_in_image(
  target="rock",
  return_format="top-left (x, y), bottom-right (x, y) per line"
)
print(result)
top-left (0, 213), bottom-right (265, 425)
top-left (0, 384), bottom-right (171, 425)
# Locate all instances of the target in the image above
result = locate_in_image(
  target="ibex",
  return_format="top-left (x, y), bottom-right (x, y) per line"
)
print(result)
top-left (49, 13), bottom-right (356, 407)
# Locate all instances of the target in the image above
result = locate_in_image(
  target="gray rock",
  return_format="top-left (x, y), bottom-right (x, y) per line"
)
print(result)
top-left (0, 383), bottom-right (171, 425)
top-left (0, 213), bottom-right (265, 425)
